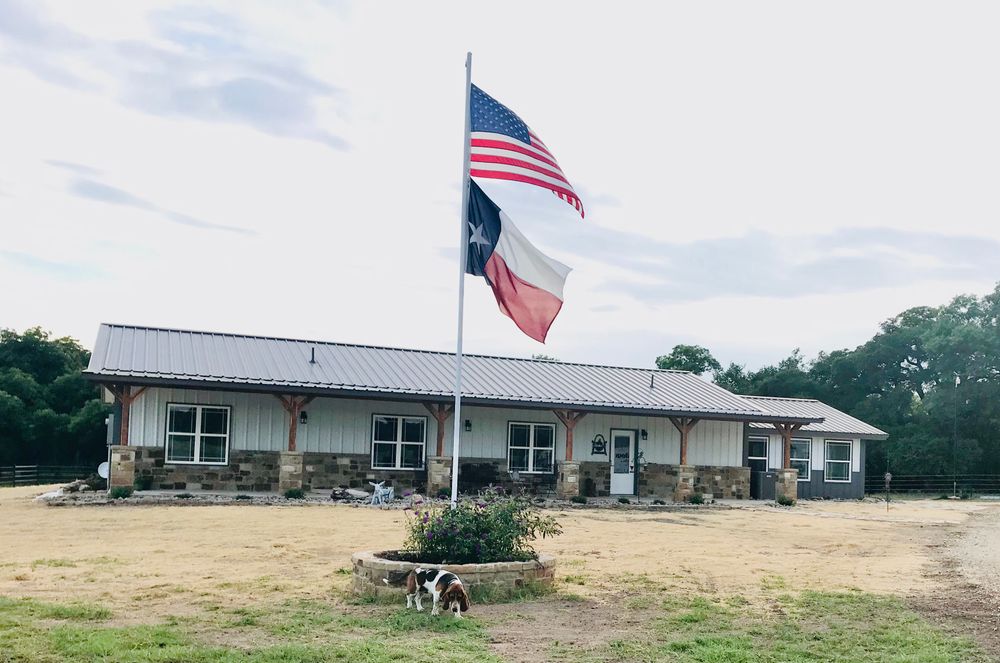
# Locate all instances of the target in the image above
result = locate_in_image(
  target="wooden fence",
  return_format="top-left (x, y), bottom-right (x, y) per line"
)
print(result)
top-left (0, 465), bottom-right (98, 487)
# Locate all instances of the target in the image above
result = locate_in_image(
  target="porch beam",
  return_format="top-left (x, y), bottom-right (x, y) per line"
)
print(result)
top-left (772, 422), bottom-right (804, 469)
top-left (553, 410), bottom-right (587, 461)
top-left (423, 403), bottom-right (455, 457)
top-left (106, 384), bottom-right (148, 446)
top-left (669, 416), bottom-right (699, 466)
top-left (275, 395), bottom-right (315, 452)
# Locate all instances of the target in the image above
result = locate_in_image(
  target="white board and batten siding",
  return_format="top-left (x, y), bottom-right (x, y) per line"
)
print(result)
top-left (128, 387), bottom-right (746, 467)
top-left (763, 433), bottom-right (862, 473)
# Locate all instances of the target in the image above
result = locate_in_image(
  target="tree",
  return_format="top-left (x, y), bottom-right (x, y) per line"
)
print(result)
top-left (655, 344), bottom-right (722, 376)
top-left (0, 328), bottom-right (107, 467)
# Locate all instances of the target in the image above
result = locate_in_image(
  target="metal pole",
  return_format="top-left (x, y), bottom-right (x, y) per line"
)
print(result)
top-left (952, 374), bottom-right (959, 498)
top-left (449, 52), bottom-right (473, 508)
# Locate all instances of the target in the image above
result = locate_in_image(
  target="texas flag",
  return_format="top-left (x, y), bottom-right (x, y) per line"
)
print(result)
top-left (466, 180), bottom-right (571, 343)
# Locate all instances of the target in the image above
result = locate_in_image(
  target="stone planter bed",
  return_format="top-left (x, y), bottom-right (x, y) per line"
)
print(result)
top-left (351, 550), bottom-right (556, 596)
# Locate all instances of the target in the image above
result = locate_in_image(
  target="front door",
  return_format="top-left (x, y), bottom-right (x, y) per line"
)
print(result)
top-left (610, 429), bottom-right (636, 494)
top-left (747, 436), bottom-right (774, 499)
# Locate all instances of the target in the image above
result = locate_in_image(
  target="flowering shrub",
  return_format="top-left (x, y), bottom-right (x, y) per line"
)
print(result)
top-left (403, 487), bottom-right (561, 564)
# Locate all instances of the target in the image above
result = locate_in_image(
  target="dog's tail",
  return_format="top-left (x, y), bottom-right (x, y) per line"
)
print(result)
top-left (382, 570), bottom-right (410, 587)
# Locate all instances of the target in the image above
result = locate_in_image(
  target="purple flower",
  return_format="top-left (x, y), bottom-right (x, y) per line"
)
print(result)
top-left (426, 531), bottom-right (434, 539)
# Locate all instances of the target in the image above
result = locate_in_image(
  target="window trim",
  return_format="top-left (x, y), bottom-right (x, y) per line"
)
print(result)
top-left (790, 437), bottom-right (812, 482)
top-left (370, 414), bottom-right (427, 471)
top-left (824, 439), bottom-right (852, 483)
top-left (746, 435), bottom-right (769, 470)
top-left (164, 403), bottom-right (231, 466)
top-left (507, 421), bottom-right (556, 474)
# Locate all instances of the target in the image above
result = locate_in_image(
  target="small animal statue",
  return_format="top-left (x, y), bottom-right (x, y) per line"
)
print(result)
top-left (369, 481), bottom-right (394, 505)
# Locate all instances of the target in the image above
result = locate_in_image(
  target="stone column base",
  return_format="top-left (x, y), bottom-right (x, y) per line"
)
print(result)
top-left (673, 464), bottom-right (696, 502)
top-left (556, 461), bottom-right (581, 499)
top-left (109, 445), bottom-right (136, 489)
top-left (775, 468), bottom-right (798, 502)
top-left (279, 451), bottom-right (305, 492)
top-left (426, 456), bottom-right (451, 496)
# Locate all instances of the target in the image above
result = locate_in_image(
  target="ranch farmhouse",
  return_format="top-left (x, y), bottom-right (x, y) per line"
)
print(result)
top-left (85, 324), bottom-right (887, 502)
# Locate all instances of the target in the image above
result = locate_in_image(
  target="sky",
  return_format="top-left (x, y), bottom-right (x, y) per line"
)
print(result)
top-left (1, 0), bottom-right (998, 371)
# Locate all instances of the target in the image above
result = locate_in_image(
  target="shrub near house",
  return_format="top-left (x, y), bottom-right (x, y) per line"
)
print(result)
top-left (403, 488), bottom-right (561, 565)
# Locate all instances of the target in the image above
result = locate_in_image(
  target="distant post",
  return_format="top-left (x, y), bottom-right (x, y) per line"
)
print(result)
top-left (884, 472), bottom-right (892, 512)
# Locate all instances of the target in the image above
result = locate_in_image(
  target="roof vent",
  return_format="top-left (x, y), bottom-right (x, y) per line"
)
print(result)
top-left (650, 373), bottom-right (655, 389)
top-left (309, 347), bottom-right (316, 364)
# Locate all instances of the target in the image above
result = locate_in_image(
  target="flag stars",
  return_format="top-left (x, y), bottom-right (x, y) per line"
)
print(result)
top-left (468, 222), bottom-right (492, 248)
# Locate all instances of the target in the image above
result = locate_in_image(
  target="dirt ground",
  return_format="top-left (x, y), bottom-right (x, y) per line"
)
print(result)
top-left (2, 487), bottom-right (999, 659)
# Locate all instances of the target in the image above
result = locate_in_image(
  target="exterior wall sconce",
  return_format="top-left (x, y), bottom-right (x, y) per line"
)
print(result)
top-left (640, 429), bottom-right (648, 440)
top-left (299, 411), bottom-right (308, 425)
top-left (464, 419), bottom-right (472, 432)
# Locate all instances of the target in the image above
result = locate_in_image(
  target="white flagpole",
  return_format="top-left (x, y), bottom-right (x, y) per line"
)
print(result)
top-left (450, 51), bottom-right (473, 508)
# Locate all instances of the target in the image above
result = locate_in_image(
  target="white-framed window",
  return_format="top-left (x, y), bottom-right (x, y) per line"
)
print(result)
top-left (508, 422), bottom-right (555, 474)
top-left (790, 438), bottom-right (811, 481)
top-left (824, 440), bottom-right (852, 483)
top-left (371, 415), bottom-right (426, 470)
top-left (166, 404), bottom-right (231, 465)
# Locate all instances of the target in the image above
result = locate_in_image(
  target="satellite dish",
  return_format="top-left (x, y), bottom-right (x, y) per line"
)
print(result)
top-left (97, 462), bottom-right (109, 479)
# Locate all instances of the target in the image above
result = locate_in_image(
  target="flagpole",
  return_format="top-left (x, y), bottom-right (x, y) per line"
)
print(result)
top-left (450, 51), bottom-right (473, 508)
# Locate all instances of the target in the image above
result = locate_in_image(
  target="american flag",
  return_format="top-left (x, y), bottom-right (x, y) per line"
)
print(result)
top-left (469, 84), bottom-right (584, 218)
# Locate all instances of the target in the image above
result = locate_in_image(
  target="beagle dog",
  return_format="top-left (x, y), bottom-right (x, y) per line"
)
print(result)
top-left (383, 567), bottom-right (471, 618)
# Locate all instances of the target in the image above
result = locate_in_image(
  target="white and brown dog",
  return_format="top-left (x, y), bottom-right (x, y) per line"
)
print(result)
top-left (383, 567), bottom-right (471, 618)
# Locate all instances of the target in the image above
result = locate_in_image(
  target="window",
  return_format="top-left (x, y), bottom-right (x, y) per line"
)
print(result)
top-left (790, 438), bottom-right (811, 481)
top-left (824, 440), bottom-right (852, 482)
top-left (371, 415), bottom-right (425, 470)
top-left (166, 404), bottom-right (230, 464)
top-left (508, 422), bottom-right (555, 473)
top-left (747, 436), bottom-right (768, 473)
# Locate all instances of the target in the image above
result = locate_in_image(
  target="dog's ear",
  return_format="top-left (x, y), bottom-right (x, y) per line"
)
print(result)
top-left (460, 588), bottom-right (471, 612)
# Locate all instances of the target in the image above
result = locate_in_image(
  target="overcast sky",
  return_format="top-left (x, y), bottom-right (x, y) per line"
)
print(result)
top-left (1, 1), bottom-right (998, 370)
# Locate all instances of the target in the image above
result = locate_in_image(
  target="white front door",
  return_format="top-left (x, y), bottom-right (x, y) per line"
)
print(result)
top-left (610, 429), bottom-right (636, 495)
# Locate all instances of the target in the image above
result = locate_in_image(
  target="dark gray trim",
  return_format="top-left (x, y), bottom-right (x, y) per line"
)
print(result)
top-left (85, 374), bottom-right (820, 425)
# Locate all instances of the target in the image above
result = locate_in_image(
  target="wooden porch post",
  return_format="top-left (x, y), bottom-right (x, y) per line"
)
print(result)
top-left (772, 423), bottom-right (804, 469)
top-left (423, 403), bottom-right (455, 456)
top-left (275, 395), bottom-right (315, 452)
top-left (552, 410), bottom-right (587, 461)
top-left (669, 416), bottom-right (700, 465)
top-left (106, 384), bottom-right (148, 446)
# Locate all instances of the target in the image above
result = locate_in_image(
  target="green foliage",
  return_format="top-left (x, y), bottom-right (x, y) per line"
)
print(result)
top-left (134, 476), bottom-right (153, 490)
top-left (652, 499), bottom-right (667, 505)
top-left (776, 494), bottom-right (796, 507)
top-left (175, 493), bottom-right (194, 499)
top-left (435, 487), bottom-right (451, 499)
top-left (109, 487), bottom-right (133, 499)
top-left (404, 487), bottom-right (561, 564)
top-left (283, 488), bottom-right (306, 499)
top-left (687, 493), bottom-right (705, 505)
top-left (0, 327), bottom-right (108, 466)
top-left (617, 497), bottom-right (631, 504)
top-left (235, 494), bottom-right (253, 501)
top-left (695, 283), bottom-right (1000, 479)
top-left (655, 344), bottom-right (722, 375)
top-left (570, 495), bottom-right (587, 504)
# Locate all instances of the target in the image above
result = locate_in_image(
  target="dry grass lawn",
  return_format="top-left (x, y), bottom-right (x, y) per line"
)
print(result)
top-left (0, 486), bottom-right (994, 662)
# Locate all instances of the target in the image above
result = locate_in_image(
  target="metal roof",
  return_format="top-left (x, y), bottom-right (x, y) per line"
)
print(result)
top-left (743, 396), bottom-right (888, 439)
top-left (84, 323), bottom-right (820, 423)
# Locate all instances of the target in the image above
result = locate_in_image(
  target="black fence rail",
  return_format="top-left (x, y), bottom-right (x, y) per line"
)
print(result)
top-left (0, 465), bottom-right (98, 487)
top-left (865, 473), bottom-right (1000, 495)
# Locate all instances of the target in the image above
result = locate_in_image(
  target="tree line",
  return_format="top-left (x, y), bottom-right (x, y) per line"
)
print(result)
top-left (656, 284), bottom-right (1000, 478)
top-left (0, 328), bottom-right (108, 467)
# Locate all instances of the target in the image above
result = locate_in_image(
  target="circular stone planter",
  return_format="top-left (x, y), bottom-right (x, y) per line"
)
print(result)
top-left (351, 551), bottom-right (556, 596)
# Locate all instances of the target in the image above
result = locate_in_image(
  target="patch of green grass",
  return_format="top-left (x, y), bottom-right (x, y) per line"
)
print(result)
top-left (0, 596), bottom-right (502, 663)
top-left (572, 591), bottom-right (985, 662)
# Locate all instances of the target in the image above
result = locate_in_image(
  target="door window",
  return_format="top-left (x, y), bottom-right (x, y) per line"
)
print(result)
top-left (613, 434), bottom-right (631, 473)
top-left (747, 436), bottom-right (768, 473)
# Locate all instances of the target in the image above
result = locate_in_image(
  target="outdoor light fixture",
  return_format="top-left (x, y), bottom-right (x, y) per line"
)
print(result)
top-left (641, 429), bottom-right (648, 440)
top-left (464, 419), bottom-right (472, 432)
top-left (299, 411), bottom-right (308, 425)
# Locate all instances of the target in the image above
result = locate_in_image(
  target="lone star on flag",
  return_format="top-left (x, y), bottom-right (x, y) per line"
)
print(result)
top-left (469, 222), bottom-right (492, 247)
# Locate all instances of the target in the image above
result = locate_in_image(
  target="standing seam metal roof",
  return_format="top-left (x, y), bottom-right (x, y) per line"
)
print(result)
top-left (84, 323), bottom-right (823, 423)
top-left (742, 395), bottom-right (888, 439)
